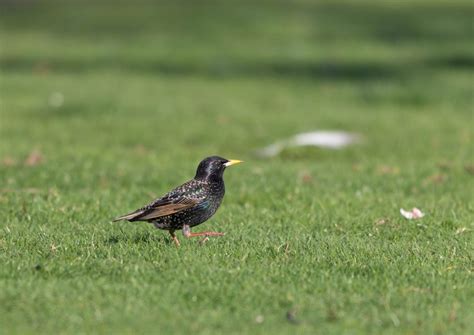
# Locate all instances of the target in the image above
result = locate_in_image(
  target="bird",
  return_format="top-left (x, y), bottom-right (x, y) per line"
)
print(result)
top-left (113, 156), bottom-right (243, 246)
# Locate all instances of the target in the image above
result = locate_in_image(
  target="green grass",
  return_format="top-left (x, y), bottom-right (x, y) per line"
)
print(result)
top-left (0, 0), bottom-right (473, 334)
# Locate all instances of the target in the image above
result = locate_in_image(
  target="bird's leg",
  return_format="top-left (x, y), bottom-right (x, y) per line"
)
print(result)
top-left (182, 224), bottom-right (225, 239)
top-left (169, 230), bottom-right (180, 247)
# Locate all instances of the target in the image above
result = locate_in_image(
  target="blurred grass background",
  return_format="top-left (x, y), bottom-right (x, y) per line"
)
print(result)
top-left (0, 0), bottom-right (473, 334)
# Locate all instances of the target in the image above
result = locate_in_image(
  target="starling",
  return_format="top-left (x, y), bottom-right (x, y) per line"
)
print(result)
top-left (114, 156), bottom-right (243, 246)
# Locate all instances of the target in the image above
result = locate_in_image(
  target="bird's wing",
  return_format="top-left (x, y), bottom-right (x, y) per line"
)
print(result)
top-left (137, 198), bottom-right (199, 220)
top-left (113, 181), bottom-right (208, 222)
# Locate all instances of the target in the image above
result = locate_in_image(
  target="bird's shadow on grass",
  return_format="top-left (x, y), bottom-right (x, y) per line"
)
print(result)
top-left (105, 231), bottom-right (169, 245)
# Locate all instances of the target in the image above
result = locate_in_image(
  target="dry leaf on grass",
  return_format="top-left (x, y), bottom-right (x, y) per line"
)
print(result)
top-left (465, 165), bottom-right (474, 175)
top-left (24, 150), bottom-right (44, 166)
top-left (377, 165), bottom-right (400, 175)
top-left (1, 157), bottom-right (17, 166)
top-left (375, 218), bottom-right (389, 226)
top-left (455, 227), bottom-right (469, 235)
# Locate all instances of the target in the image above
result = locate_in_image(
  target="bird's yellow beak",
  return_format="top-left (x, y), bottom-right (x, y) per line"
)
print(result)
top-left (224, 159), bottom-right (243, 167)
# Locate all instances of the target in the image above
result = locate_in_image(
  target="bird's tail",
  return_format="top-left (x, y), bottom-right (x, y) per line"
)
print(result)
top-left (112, 210), bottom-right (143, 222)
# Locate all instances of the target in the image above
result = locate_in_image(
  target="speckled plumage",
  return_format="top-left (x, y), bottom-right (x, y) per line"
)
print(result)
top-left (138, 178), bottom-right (224, 230)
top-left (114, 156), bottom-right (242, 245)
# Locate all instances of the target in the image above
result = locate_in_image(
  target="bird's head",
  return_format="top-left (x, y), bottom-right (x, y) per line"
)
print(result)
top-left (195, 156), bottom-right (243, 181)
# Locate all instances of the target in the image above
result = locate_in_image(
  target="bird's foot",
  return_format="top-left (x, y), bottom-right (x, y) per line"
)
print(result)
top-left (198, 232), bottom-right (225, 245)
top-left (193, 231), bottom-right (225, 237)
top-left (182, 225), bottom-right (225, 240)
top-left (184, 231), bottom-right (225, 238)
top-left (169, 230), bottom-right (181, 247)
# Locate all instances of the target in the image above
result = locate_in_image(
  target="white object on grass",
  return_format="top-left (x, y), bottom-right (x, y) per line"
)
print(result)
top-left (48, 92), bottom-right (64, 108)
top-left (256, 131), bottom-right (361, 158)
top-left (400, 208), bottom-right (425, 220)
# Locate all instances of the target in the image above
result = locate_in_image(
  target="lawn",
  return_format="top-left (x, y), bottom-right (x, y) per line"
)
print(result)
top-left (0, 0), bottom-right (473, 334)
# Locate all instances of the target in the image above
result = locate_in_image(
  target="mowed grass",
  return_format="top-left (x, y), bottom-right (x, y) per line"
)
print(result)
top-left (0, 0), bottom-right (473, 334)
